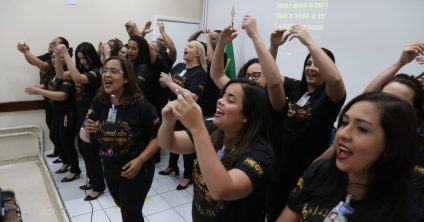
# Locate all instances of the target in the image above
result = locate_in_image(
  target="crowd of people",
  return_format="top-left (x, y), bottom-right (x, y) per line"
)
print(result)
top-left (18, 14), bottom-right (424, 222)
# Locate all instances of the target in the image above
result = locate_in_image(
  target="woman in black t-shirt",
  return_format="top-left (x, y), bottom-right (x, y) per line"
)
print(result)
top-left (55, 42), bottom-right (105, 200)
top-left (277, 93), bottom-right (424, 222)
top-left (158, 79), bottom-right (273, 222)
top-left (81, 56), bottom-right (160, 222)
top-left (158, 40), bottom-right (208, 190)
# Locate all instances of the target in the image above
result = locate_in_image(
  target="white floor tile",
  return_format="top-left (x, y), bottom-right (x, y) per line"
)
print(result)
top-left (64, 198), bottom-right (102, 217)
top-left (97, 191), bottom-right (117, 209)
top-left (153, 167), bottom-right (168, 181)
top-left (151, 177), bottom-right (179, 193)
top-left (71, 210), bottom-right (111, 222)
top-left (147, 208), bottom-right (185, 222)
top-left (147, 187), bottom-right (158, 197)
top-left (143, 195), bottom-right (172, 216)
top-left (104, 206), bottom-right (122, 222)
top-left (174, 202), bottom-right (193, 222)
top-left (160, 190), bottom-right (193, 207)
top-left (58, 184), bottom-right (87, 201)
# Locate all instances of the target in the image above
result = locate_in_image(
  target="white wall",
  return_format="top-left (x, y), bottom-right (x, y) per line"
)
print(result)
top-left (0, 0), bottom-right (203, 142)
top-left (205, 0), bottom-right (424, 103)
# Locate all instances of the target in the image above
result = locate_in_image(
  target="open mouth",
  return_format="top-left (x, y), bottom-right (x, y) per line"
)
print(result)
top-left (104, 79), bottom-right (113, 88)
top-left (214, 108), bottom-right (225, 117)
top-left (337, 144), bottom-right (353, 160)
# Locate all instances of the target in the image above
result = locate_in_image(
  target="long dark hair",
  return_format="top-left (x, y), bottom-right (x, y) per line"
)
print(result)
top-left (97, 56), bottom-right (142, 106)
top-left (304, 92), bottom-right (417, 222)
top-left (75, 42), bottom-right (102, 72)
top-left (128, 35), bottom-right (152, 68)
top-left (210, 79), bottom-right (271, 168)
top-left (388, 73), bottom-right (424, 111)
top-left (292, 48), bottom-right (335, 101)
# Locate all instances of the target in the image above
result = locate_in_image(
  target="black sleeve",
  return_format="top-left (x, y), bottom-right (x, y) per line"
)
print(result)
top-left (59, 80), bottom-right (74, 97)
top-left (85, 98), bottom-right (100, 121)
top-left (83, 68), bottom-right (101, 89)
top-left (187, 69), bottom-right (207, 99)
top-left (287, 159), bottom-right (329, 214)
top-left (232, 141), bottom-right (274, 189)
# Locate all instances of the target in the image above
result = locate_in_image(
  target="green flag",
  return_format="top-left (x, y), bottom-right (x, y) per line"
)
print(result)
top-left (224, 41), bottom-right (236, 79)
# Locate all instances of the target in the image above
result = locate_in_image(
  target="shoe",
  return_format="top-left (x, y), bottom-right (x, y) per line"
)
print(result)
top-left (52, 158), bottom-right (62, 164)
top-left (61, 173), bottom-right (80, 182)
top-left (55, 165), bottom-right (70, 174)
top-left (79, 184), bottom-right (93, 190)
top-left (84, 191), bottom-right (104, 201)
top-left (46, 153), bottom-right (58, 158)
top-left (158, 167), bottom-right (179, 176)
top-left (176, 179), bottom-right (192, 190)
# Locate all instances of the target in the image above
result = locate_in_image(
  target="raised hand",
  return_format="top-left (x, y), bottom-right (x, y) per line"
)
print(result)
top-left (288, 25), bottom-right (314, 46)
top-left (161, 100), bottom-right (178, 123)
top-left (398, 42), bottom-right (424, 66)
top-left (270, 29), bottom-right (289, 47)
top-left (173, 93), bottom-right (203, 131)
top-left (25, 86), bottom-right (41, 95)
top-left (218, 26), bottom-right (238, 45)
top-left (56, 44), bottom-right (69, 55)
top-left (17, 42), bottom-right (29, 53)
top-left (242, 15), bottom-right (259, 39)
top-left (142, 21), bottom-right (153, 35)
top-left (157, 21), bottom-right (165, 32)
top-left (159, 72), bottom-right (173, 87)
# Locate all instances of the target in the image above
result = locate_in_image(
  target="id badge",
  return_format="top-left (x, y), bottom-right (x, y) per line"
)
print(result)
top-left (217, 145), bottom-right (226, 159)
top-left (107, 107), bottom-right (117, 124)
top-left (323, 195), bottom-right (355, 222)
top-left (296, 93), bottom-right (310, 107)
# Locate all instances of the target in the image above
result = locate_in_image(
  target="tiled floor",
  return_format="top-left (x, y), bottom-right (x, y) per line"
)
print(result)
top-left (45, 150), bottom-right (193, 222)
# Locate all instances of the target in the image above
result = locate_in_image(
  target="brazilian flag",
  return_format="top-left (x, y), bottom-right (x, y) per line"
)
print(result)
top-left (224, 41), bottom-right (236, 79)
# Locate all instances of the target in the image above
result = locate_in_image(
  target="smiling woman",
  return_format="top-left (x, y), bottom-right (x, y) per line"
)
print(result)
top-left (277, 92), bottom-right (424, 222)
top-left (80, 56), bottom-right (160, 222)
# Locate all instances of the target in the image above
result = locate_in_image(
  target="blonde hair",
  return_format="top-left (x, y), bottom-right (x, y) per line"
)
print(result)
top-left (189, 40), bottom-right (207, 71)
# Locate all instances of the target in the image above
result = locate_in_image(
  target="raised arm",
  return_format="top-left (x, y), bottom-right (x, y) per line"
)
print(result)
top-left (243, 15), bottom-right (286, 111)
top-left (364, 42), bottom-right (424, 93)
top-left (157, 100), bottom-right (196, 154)
top-left (17, 42), bottom-right (50, 72)
top-left (125, 21), bottom-right (142, 37)
top-left (25, 86), bottom-right (68, 101)
top-left (269, 29), bottom-right (289, 60)
top-left (157, 21), bottom-right (177, 63)
top-left (187, 28), bottom-right (210, 42)
top-left (140, 21), bottom-right (153, 37)
top-left (210, 27), bottom-right (237, 89)
top-left (276, 206), bottom-right (301, 222)
top-left (289, 25), bottom-right (345, 103)
top-left (159, 72), bottom-right (200, 101)
top-left (173, 93), bottom-right (255, 200)
top-left (58, 44), bottom-right (89, 84)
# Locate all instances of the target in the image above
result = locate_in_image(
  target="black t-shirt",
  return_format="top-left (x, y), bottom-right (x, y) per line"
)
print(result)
top-left (282, 77), bottom-right (345, 180)
top-left (47, 75), bottom-right (75, 114)
top-left (169, 63), bottom-right (207, 105)
top-left (288, 160), bottom-right (424, 222)
top-left (201, 53), bottom-right (228, 117)
top-left (134, 64), bottom-right (154, 100)
top-left (37, 53), bottom-right (53, 86)
top-left (86, 98), bottom-right (160, 165)
top-left (149, 57), bottom-right (170, 117)
top-left (412, 135), bottom-right (424, 193)
top-left (186, 119), bottom-right (273, 222)
top-left (75, 67), bottom-right (101, 126)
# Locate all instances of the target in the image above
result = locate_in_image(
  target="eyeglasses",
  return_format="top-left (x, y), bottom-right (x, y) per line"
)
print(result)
top-left (101, 67), bottom-right (122, 75)
top-left (245, 72), bottom-right (263, 80)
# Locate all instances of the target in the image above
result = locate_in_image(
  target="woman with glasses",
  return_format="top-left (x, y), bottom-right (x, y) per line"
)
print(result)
top-left (80, 56), bottom-right (160, 222)
top-left (158, 40), bottom-right (208, 190)
top-left (55, 42), bottom-right (105, 200)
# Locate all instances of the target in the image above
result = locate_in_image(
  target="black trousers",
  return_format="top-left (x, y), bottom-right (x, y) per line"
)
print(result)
top-left (50, 112), bottom-right (80, 174)
top-left (103, 160), bottom-right (155, 222)
top-left (78, 138), bottom-right (105, 192)
top-left (168, 152), bottom-right (195, 179)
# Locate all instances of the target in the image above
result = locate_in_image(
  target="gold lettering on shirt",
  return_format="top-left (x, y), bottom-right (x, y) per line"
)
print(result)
top-left (243, 157), bottom-right (264, 175)
top-left (414, 165), bottom-right (424, 175)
